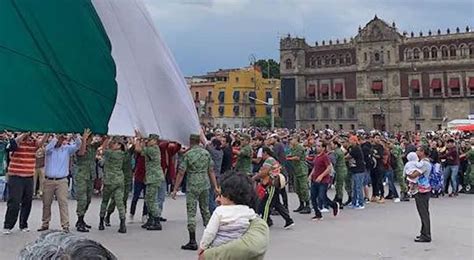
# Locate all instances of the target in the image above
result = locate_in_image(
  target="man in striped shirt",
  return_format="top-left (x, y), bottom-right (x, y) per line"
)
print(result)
top-left (3, 133), bottom-right (48, 235)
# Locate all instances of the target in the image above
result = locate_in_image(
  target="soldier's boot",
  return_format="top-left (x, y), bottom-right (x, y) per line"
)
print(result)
top-left (343, 196), bottom-right (352, 206)
top-left (181, 231), bottom-right (198, 251)
top-left (293, 200), bottom-right (304, 212)
top-left (146, 217), bottom-right (162, 231)
top-left (141, 214), bottom-right (153, 229)
top-left (99, 217), bottom-right (105, 231)
top-left (76, 216), bottom-right (89, 233)
top-left (118, 218), bottom-right (127, 234)
top-left (299, 201), bottom-right (311, 214)
top-left (104, 213), bottom-right (111, 227)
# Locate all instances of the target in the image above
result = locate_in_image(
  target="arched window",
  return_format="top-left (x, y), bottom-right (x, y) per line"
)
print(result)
top-left (374, 52), bottom-right (380, 61)
top-left (470, 44), bottom-right (474, 56)
top-left (441, 46), bottom-right (449, 58)
top-left (460, 44), bottom-right (468, 57)
top-left (316, 57), bottom-right (322, 66)
top-left (330, 55), bottom-right (336, 65)
top-left (339, 54), bottom-right (344, 65)
top-left (325, 56), bottom-right (330, 65)
top-left (346, 54), bottom-right (352, 64)
top-left (423, 48), bottom-right (430, 59)
top-left (285, 58), bottom-right (292, 69)
top-left (449, 45), bottom-right (457, 57)
top-left (309, 57), bottom-right (316, 67)
top-left (431, 47), bottom-right (438, 59)
top-left (413, 48), bottom-right (420, 60)
top-left (405, 49), bottom-right (413, 60)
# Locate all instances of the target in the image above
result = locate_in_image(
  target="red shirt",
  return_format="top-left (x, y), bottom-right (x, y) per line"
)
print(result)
top-left (311, 152), bottom-right (331, 184)
top-left (134, 154), bottom-right (146, 183)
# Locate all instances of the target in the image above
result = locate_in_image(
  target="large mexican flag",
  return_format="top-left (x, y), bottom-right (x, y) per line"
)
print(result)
top-left (0, 0), bottom-right (199, 144)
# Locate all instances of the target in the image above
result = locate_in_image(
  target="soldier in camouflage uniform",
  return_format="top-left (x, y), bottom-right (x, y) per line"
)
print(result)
top-left (98, 137), bottom-right (127, 233)
top-left (392, 142), bottom-right (408, 201)
top-left (234, 134), bottom-right (253, 174)
top-left (135, 133), bottom-right (164, 231)
top-left (172, 134), bottom-right (218, 251)
top-left (75, 129), bottom-right (99, 232)
top-left (286, 136), bottom-right (311, 214)
top-left (104, 139), bottom-right (133, 226)
top-left (331, 139), bottom-right (348, 209)
top-left (461, 138), bottom-right (473, 193)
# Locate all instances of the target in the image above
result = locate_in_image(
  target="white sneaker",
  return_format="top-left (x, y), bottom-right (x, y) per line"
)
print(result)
top-left (3, 229), bottom-right (12, 235)
top-left (141, 215), bottom-right (148, 223)
top-left (320, 208), bottom-right (330, 213)
top-left (393, 198), bottom-right (401, 203)
top-left (176, 191), bottom-right (185, 196)
top-left (128, 214), bottom-right (134, 223)
top-left (355, 205), bottom-right (365, 210)
top-left (20, 228), bottom-right (30, 232)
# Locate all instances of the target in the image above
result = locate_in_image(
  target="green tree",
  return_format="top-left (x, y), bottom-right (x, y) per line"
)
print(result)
top-left (255, 59), bottom-right (280, 79)
top-left (250, 115), bottom-right (282, 128)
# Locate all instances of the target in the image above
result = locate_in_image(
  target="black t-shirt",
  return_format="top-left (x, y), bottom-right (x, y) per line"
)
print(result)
top-left (220, 146), bottom-right (233, 174)
top-left (348, 145), bottom-right (366, 173)
top-left (372, 144), bottom-right (384, 170)
top-left (361, 142), bottom-right (374, 170)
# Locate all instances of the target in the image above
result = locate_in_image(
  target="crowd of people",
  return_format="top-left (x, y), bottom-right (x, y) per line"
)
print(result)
top-left (0, 127), bottom-right (473, 254)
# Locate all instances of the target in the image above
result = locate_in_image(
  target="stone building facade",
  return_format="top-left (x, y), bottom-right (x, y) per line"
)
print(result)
top-left (280, 16), bottom-right (474, 131)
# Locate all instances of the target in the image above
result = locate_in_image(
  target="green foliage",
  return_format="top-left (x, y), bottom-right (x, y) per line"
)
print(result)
top-left (255, 59), bottom-right (280, 79)
top-left (250, 115), bottom-right (282, 128)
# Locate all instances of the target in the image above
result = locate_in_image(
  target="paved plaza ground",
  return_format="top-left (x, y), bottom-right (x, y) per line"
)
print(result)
top-left (0, 189), bottom-right (472, 260)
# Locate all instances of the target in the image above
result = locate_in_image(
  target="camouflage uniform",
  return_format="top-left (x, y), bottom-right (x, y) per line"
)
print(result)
top-left (392, 145), bottom-right (407, 193)
top-left (235, 144), bottom-right (252, 174)
top-left (465, 149), bottom-right (474, 191)
top-left (333, 147), bottom-right (348, 201)
top-left (99, 150), bottom-right (125, 219)
top-left (106, 148), bottom-right (133, 215)
top-left (288, 144), bottom-right (309, 203)
top-left (179, 145), bottom-right (213, 233)
top-left (142, 146), bottom-right (164, 218)
top-left (75, 143), bottom-right (99, 217)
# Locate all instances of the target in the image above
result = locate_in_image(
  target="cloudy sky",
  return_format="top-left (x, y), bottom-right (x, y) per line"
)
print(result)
top-left (143, 0), bottom-right (473, 76)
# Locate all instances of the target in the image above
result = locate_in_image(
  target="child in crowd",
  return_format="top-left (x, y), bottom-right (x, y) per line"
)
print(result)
top-left (198, 172), bottom-right (257, 255)
top-left (404, 152), bottom-right (428, 195)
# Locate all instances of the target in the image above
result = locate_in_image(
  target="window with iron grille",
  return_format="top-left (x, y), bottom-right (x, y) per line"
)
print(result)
top-left (322, 107), bottom-right (330, 119)
top-left (413, 104), bottom-right (422, 118)
top-left (347, 107), bottom-right (356, 119)
top-left (233, 106), bottom-right (239, 116)
top-left (336, 107), bottom-right (344, 119)
top-left (218, 91), bottom-right (225, 103)
top-left (433, 105), bottom-right (443, 118)
top-left (309, 107), bottom-right (316, 119)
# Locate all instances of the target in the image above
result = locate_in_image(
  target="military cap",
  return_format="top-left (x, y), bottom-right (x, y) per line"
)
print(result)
top-left (149, 134), bottom-right (160, 140)
top-left (240, 134), bottom-right (251, 141)
top-left (190, 134), bottom-right (201, 142)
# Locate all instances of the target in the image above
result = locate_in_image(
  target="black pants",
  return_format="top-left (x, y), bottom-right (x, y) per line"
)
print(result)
top-left (3, 176), bottom-right (33, 229)
top-left (259, 186), bottom-right (292, 225)
top-left (414, 192), bottom-right (431, 240)
top-left (370, 169), bottom-right (384, 197)
top-left (279, 187), bottom-right (288, 209)
top-left (130, 181), bottom-right (148, 216)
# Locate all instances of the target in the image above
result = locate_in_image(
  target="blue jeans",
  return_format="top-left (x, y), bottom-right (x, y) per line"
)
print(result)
top-left (351, 172), bottom-right (365, 207)
top-left (130, 181), bottom-right (147, 216)
top-left (310, 182), bottom-right (337, 217)
top-left (209, 187), bottom-right (216, 214)
top-left (385, 170), bottom-right (399, 198)
top-left (156, 180), bottom-right (167, 217)
top-left (444, 165), bottom-right (459, 193)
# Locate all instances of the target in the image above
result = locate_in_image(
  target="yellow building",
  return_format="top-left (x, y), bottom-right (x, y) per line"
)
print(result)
top-left (209, 67), bottom-right (281, 128)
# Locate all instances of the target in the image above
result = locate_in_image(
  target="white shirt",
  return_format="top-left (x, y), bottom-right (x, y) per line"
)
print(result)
top-left (200, 205), bottom-right (256, 249)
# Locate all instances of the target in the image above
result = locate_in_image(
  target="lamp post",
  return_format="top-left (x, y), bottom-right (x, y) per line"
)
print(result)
top-left (249, 54), bottom-right (257, 127)
top-left (411, 62), bottom-right (418, 132)
top-left (249, 96), bottom-right (275, 130)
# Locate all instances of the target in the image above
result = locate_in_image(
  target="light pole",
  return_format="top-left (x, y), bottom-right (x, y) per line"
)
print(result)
top-left (249, 54), bottom-right (257, 127)
top-left (249, 96), bottom-right (275, 130)
top-left (411, 62), bottom-right (418, 132)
